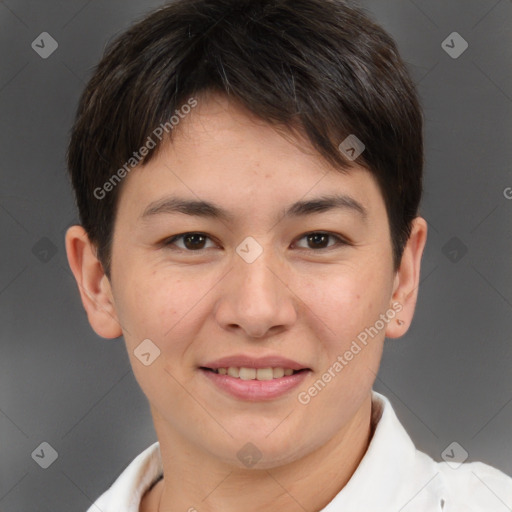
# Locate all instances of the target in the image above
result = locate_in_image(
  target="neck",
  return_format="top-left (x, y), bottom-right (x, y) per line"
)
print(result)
top-left (144, 393), bottom-right (373, 512)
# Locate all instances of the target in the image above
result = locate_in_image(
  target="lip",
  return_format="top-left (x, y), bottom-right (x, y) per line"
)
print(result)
top-left (200, 354), bottom-right (310, 371)
top-left (199, 367), bottom-right (311, 401)
top-left (198, 354), bottom-right (312, 401)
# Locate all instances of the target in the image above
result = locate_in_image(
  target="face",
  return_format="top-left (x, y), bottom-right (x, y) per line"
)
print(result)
top-left (69, 93), bottom-right (424, 469)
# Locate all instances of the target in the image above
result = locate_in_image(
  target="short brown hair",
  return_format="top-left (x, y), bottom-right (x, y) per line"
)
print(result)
top-left (67, 0), bottom-right (424, 277)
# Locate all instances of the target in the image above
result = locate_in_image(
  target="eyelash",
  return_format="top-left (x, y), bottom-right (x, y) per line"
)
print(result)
top-left (161, 231), bottom-right (350, 253)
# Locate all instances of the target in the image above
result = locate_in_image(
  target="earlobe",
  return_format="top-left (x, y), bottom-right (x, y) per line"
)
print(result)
top-left (385, 216), bottom-right (428, 339)
top-left (65, 225), bottom-right (123, 339)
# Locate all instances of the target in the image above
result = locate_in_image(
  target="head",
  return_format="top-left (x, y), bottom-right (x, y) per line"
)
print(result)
top-left (66, 0), bottom-right (427, 469)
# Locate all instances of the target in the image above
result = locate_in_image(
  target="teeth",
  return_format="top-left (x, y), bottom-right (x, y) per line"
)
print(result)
top-left (212, 366), bottom-right (300, 380)
top-left (227, 367), bottom-right (239, 378)
top-left (239, 367), bottom-right (256, 380)
top-left (256, 368), bottom-right (273, 381)
top-left (273, 367), bottom-right (284, 378)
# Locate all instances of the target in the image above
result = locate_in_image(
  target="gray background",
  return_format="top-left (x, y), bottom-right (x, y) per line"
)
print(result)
top-left (1, 0), bottom-right (511, 510)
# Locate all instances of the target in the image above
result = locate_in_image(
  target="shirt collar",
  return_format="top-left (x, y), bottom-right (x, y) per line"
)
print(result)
top-left (319, 390), bottom-right (426, 511)
top-left (93, 390), bottom-right (438, 511)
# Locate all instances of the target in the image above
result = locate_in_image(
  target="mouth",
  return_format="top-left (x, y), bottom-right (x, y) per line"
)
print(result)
top-left (200, 366), bottom-right (309, 380)
top-left (198, 357), bottom-right (312, 401)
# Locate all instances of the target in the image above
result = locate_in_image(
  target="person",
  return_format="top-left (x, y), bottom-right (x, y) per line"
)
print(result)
top-left (64, 0), bottom-right (512, 510)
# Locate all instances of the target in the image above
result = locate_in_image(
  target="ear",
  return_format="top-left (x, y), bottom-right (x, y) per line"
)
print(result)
top-left (385, 216), bottom-right (428, 339)
top-left (65, 225), bottom-right (123, 339)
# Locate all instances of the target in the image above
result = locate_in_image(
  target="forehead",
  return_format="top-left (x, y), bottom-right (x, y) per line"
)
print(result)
top-left (162, 93), bottom-right (328, 170)
top-left (116, 94), bottom-right (385, 225)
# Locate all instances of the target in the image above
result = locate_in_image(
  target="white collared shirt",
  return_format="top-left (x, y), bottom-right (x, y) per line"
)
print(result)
top-left (86, 391), bottom-right (512, 511)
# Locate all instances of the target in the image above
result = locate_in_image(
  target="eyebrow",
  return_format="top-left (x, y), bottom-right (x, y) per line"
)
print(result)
top-left (140, 193), bottom-right (368, 223)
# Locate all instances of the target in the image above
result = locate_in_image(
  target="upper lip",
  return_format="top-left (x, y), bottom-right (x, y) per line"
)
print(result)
top-left (200, 354), bottom-right (310, 371)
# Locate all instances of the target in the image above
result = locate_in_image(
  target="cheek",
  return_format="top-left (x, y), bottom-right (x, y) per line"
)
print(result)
top-left (301, 266), bottom-right (390, 343)
top-left (115, 270), bottom-right (205, 396)
top-left (113, 267), bottom-right (195, 347)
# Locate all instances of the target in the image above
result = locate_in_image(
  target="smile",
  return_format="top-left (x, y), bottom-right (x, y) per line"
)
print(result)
top-left (202, 366), bottom-right (306, 380)
top-left (199, 367), bottom-right (311, 401)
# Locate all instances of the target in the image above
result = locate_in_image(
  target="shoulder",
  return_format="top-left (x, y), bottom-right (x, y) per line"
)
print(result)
top-left (370, 392), bottom-right (512, 511)
top-left (435, 457), bottom-right (512, 511)
top-left (85, 441), bottom-right (163, 512)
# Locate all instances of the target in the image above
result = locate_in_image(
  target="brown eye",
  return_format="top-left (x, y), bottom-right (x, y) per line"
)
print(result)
top-left (307, 233), bottom-right (330, 249)
top-left (163, 233), bottom-right (215, 251)
top-left (295, 232), bottom-right (347, 251)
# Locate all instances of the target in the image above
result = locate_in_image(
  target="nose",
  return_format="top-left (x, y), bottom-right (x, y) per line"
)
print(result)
top-left (214, 245), bottom-right (297, 339)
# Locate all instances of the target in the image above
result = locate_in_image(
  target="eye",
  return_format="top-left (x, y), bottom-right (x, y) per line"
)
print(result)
top-left (162, 232), bottom-right (217, 251)
top-left (161, 231), bottom-right (349, 253)
top-left (294, 231), bottom-right (348, 251)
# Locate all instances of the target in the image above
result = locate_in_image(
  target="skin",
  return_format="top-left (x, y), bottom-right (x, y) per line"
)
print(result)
top-left (66, 93), bottom-right (427, 512)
